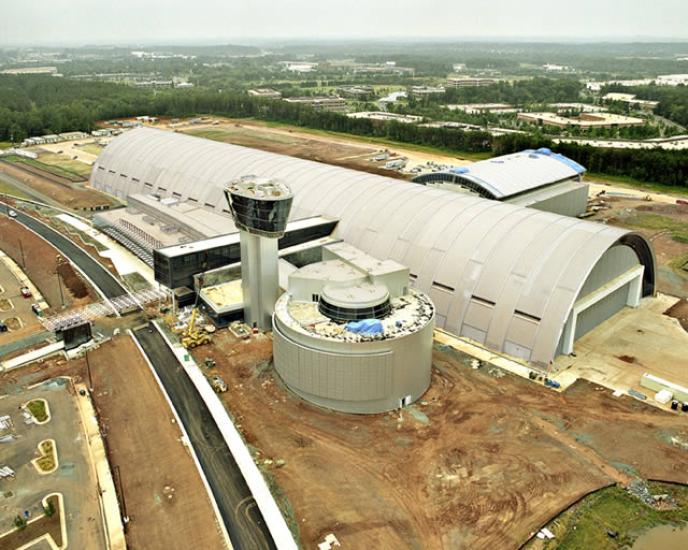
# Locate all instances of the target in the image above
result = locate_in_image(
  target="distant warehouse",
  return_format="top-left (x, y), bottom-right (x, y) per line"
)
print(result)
top-left (412, 148), bottom-right (589, 217)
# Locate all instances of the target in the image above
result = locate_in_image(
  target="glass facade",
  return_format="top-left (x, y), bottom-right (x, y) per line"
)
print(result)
top-left (225, 191), bottom-right (294, 238)
top-left (318, 297), bottom-right (392, 323)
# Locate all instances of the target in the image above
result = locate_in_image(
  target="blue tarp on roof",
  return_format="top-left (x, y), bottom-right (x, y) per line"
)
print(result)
top-left (551, 152), bottom-right (586, 174)
top-left (346, 319), bottom-right (384, 334)
top-left (450, 166), bottom-right (470, 174)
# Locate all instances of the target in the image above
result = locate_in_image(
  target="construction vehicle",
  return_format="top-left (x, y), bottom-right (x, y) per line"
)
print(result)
top-left (203, 357), bottom-right (216, 369)
top-left (210, 375), bottom-right (227, 393)
top-left (181, 307), bottom-right (212, 349)
top-left (178, 274), bottom-right (213, 349)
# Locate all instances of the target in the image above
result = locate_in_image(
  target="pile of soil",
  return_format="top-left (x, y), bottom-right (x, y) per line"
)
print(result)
top-left (664, 299), bottom-right (688, 332)
top-left (56, 262), bottom-right (88, 299)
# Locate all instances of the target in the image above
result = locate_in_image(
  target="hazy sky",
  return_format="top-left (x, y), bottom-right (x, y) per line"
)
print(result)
top-left (1, 0), bottom-right (687, 46)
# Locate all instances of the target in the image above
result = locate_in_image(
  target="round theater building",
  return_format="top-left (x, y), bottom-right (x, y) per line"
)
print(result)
top-left (272, 242), bottom-right (435, 414)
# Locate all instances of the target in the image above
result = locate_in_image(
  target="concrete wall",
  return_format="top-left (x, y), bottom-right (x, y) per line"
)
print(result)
top-left (272, 315), bottom-right (434, 414)
top-left (523, 184), bottom-right (589, 218)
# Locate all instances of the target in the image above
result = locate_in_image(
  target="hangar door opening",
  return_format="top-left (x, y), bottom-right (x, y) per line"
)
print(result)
top-left (558, 245), bottom-right (645, 356)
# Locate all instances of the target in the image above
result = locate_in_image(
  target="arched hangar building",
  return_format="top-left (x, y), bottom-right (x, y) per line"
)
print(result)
top-left (412, 148), bottom-right (589, 217)
top-left (92, 127), bottom-right (655, 366)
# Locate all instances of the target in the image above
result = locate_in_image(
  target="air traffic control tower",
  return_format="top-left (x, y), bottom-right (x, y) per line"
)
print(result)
top-left (224, 176), bottom-right (293, 330)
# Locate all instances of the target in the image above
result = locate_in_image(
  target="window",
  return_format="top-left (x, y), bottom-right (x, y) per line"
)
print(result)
top-left (471, 295), bottom-right (496, 306)
top-left (98, 166), bottom-right (105, 171)
top-left (157, 187), bottom-right (167, 192)
top-left (144, 182), bottom-right (153, 188)
top-left (432, 281), bottom-right (455, 292)
top-left (514, 310), bottom-right (541, 322)
top-left (132, 177), bottom-right (140, 183)
top-left (188, 197), bottom-right (198, 203)
top-left (172, 192), bottom-right (181, 198)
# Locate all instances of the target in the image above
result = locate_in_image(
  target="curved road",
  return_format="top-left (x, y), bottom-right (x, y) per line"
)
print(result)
top-left (134, 325), bottom-right (275, 549)
top-left (1, 203), bottom-right (276, 549)
top-left (1, 201), bottom-right (126, 298)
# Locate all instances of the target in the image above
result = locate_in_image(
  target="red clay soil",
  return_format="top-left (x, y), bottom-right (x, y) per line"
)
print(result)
top-left (0, 336), bottom-right (226, 550)
top-left (0, 216), bottom-right (97, 311)
top-left (86, 336), bottom-right (226, 550)
top-left (0, 161), bottom-right (116, 210)
top-left (665, 298), bottom-right (688, 331)
top-left (194, 332), bottom-right (688, 549)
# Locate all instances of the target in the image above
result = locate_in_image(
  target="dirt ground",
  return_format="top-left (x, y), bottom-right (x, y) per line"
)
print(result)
top-left (193, 330), bottom-right (688, 549)
top-left (0, 161), bottom-right (117, 211)
top-left (588, 194), bottom-right (688, 297)
top-left (0, 335), bottom-right (226, 550)
top-left (665, 298), bottom-right (688, 330)
top-left (0, 216), bottom-right (96, 314)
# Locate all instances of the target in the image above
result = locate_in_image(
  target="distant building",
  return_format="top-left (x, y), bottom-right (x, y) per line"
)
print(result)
top-left (409, 85), bottom-right (446, 96)
top-left (452, 63), bottom-right (466, 72)
top-left (1, 66), bottom-right (57, 75)
top-left (550, 103), bottom-right (607, 114)
top-left (412, 148), bottom-right (589, 217)
top-left (446, 76), bottom-right (498, 88)
top-left (280, 61), bottom-right (318, 73)
top-left (446, 103), bottom-right (518, 115)
top-left (542, 63), bottom-right (570, 72)
top-left (352, 63), bottom-right (414, 76)
top-left (603, 93), bottom-right (658, 111)
top-left (174, 81), bottom-right (194, 89)
top-left (248, 88), bottom-right (282, 99)
top-left (655, 74), bottom-right (688, 86)
top-left (134, 80), bottom-right (173, 88)
top-left (518, 111), bottom-right (645, 130)
top-left (283, 96), bottom-right (348, 112)
top-left (337, 85), bottom-right (375, 99)
top-left (347, 112), bottom-right (422, 124)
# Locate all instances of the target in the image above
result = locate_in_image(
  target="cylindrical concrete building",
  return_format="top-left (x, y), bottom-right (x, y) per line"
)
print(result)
top-left (272, 242), bottom-right (435, 414)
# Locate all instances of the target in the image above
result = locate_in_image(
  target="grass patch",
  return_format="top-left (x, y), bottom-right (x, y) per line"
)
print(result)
top-left (534, 484), bottom-right (688, 550)
top-left (38, 153), bottom-right (93, 178)
top-left (622, 213), bottom-right (688, 232)
top-left (587, 172), bottom-right (688, 197)
top-left (0, 141), bottom-right (13, 149)
top-left (0, 179), bottom-right (31, 199)
top-left (35, 440), bottom-right (56, 472)
top-left (26, 399), bottom-right (48, 422)
top-left (232, 117), bottom-right (494, 161)
top-left (4, 155), bottom-right (87, 181)
top-left (123, 272), bottom-right (151, 292)
top-left (78, 143), bottom-right (104, 156)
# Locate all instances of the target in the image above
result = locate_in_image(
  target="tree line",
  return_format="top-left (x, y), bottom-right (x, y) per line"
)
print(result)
top-left (1, 75), bottom-right (686, 188)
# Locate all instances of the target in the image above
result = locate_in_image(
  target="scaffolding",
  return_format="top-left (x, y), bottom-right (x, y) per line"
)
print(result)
top-left (41, 287), bottom-right (167, 332)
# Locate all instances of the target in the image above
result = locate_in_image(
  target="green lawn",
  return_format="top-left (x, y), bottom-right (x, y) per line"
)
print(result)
top-left (534, 484), bottom-right (688, 550)
top-left (27, 399), bottom-right (48, 422)
top-left (0, 179), bottom-right (31, 199)
top-left (621, 213), bottom-right (688, 244)
top-left (4, 154), bottom-right (88, 181)
top-left (241, 118), bottom-right (494, 161)
top-left (587, 172), bottom-right (688, 198)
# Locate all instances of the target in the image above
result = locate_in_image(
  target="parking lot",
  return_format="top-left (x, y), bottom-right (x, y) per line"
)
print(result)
top-left (0, 379), bottom-right (105, 548)
top-left (0, 249), bottom-right (43, 341)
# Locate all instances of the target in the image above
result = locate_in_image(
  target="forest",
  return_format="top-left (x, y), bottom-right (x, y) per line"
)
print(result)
top-left (0, 75), bottom-right (686, 188)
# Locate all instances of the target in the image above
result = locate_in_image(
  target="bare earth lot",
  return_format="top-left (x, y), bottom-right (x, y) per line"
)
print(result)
top-left (194, 330), bottom-right (688, 549)
top-left (0, 215), bottom-right (97, 313)
top-left (0, 335), bottom-right (226, 550)
top-left (588, 193), bottom-right (688, 297)
top-left (0, 161), bottom-right (117, 211)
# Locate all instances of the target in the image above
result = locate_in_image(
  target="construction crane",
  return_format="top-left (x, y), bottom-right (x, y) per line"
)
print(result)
top-left (180, 275), bottom-right (212, 349)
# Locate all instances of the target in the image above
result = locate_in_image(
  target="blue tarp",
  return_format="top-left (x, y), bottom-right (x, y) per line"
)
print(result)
top-left (346, 319), bottom-right (384, 334)
top-left (536, 147), bottom-right (553, 155)
top-left (450, 166), bottom-right (470, 174)
top-left (551, 152), bottom-right (587, 174)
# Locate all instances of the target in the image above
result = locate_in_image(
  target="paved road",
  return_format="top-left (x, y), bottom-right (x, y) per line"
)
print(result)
top-left (133, 326), bottom-right (276, 550)
top-left (0, 202), bottom-right (126, 298)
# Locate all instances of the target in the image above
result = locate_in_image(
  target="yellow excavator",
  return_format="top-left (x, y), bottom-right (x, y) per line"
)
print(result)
top-left (181, 276), bottom-right (212, 349)
top-left (181, 308), bottom-right (211, 348)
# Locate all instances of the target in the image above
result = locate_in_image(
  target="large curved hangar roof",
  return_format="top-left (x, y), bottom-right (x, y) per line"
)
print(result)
top-left (93, 127), bottom-right (654, 364)
top-left (412, 148), bottom-right (586, 199)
